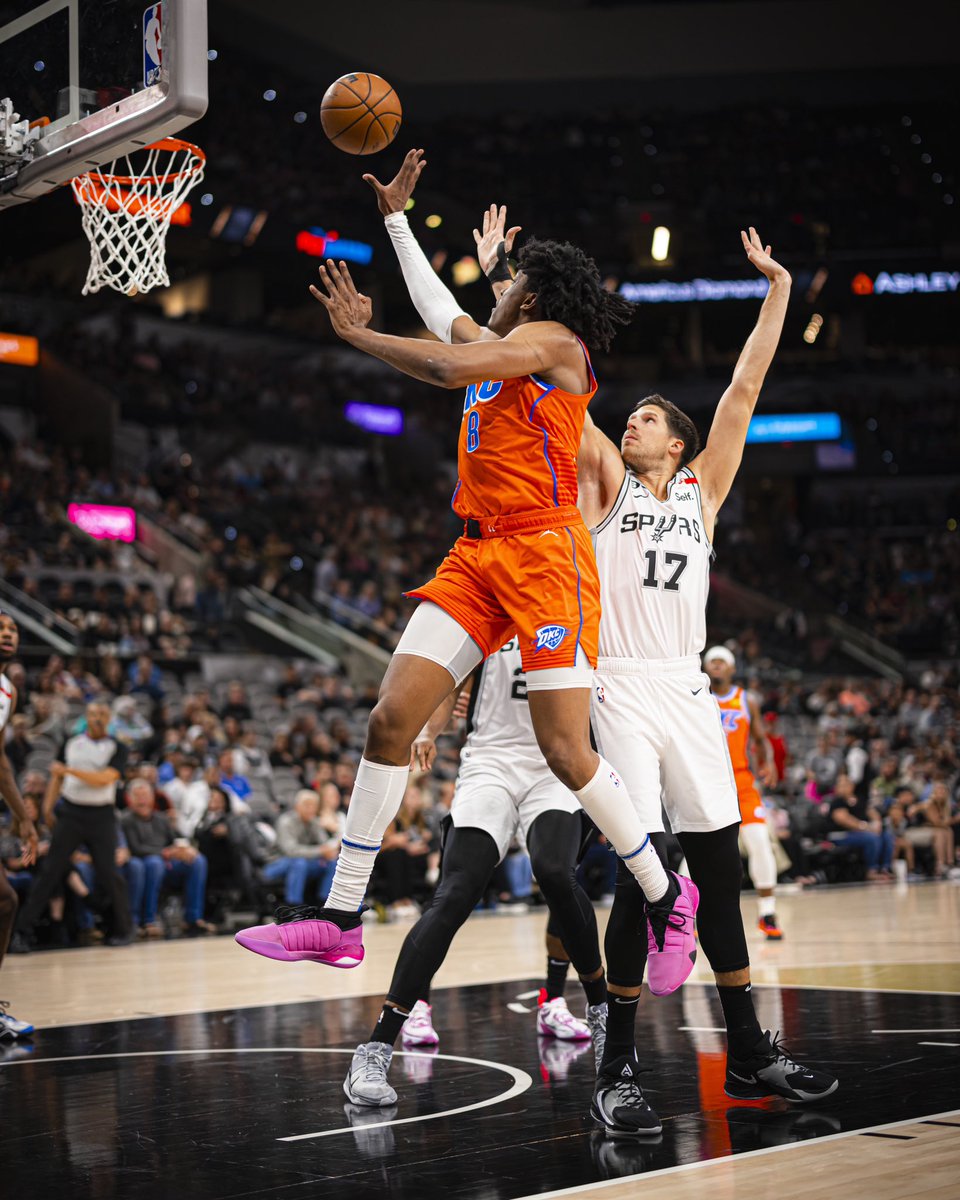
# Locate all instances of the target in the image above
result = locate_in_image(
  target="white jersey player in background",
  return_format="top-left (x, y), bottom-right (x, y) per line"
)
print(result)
top-left (577, 228), bottom-right (837, 1127)
top-left (343, 642), bottom-right (634, 1122)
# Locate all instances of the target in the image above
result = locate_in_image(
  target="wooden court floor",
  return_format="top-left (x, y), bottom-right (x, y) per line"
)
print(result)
top-left (3, 881), bottom-right (959, 1199)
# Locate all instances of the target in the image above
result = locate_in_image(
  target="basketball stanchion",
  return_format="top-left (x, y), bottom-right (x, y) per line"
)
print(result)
top-left (70, 137), bottom-right (206, 296)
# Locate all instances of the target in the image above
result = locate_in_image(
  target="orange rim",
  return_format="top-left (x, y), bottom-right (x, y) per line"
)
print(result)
top-left (81, 137), bottom-right (206, 187)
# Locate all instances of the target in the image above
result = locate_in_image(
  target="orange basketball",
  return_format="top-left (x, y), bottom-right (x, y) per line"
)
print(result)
top-left (320, 72), bottom-right (402, 156)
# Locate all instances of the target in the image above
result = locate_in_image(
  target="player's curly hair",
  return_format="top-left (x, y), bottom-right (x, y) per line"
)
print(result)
top-left (516, 238), bottom-right (635, 352)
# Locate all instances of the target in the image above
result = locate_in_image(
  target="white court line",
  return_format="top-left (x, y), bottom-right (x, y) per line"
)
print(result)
top-left (0, 1045), bottom-right (533, 1143)
top-left (873, 1029), bottom-right (960, 1033)
top-left (679, 1026), bottom-right (726, 1032)
top-left (918, 1041), bottom-right (960, 1047)
top-left (510, 1107), bottom-right (960, 1200)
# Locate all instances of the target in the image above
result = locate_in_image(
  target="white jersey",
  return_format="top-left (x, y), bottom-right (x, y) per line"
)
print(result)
top-left (592, 468), bottom-right (712, 660)
top-left (0, 671), bottom-right (14, 731)
top-left (464, 639), bottom-right (537, 760)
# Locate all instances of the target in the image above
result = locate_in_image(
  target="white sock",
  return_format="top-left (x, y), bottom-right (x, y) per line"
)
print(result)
top-left (325, 758), bottom-right (409, 912)
top-left (574, 757), bottom-right (669, 903)
top-left (758, 895), bottom-right (776, 919)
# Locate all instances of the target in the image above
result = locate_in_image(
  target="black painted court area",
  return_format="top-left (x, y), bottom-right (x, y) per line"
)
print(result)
top-left (3, 980), bottom-right (960, 1200)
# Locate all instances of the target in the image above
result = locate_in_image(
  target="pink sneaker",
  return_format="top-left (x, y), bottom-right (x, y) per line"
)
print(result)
top-left (401, 1000), bottom-right (439, 1047)
top-left (644, 872), bottom-right (699, 996)
top-left (235, 907), bottom-right (364, 969)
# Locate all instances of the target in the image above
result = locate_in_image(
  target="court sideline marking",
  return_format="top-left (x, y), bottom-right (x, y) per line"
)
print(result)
top-left (511, 1107), bottom-right (960, 1200)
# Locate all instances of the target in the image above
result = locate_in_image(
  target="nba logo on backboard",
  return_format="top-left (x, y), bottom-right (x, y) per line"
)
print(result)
top-left (143, 4), bottom-right (163, 87)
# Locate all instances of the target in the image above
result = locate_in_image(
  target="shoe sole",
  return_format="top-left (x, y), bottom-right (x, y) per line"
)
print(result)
top-left (401, 1035), bottom-right (439, 1046)
top-left (724, 1079), bottom-right (839, 1104)
top-left (343, 1077), bottom-right (398, 1107)
top-left (537, 1024), bottom-right (592, 1042)
top-left (590, 1103), bottom-right (663, 1138)
top-left (234, 932), bottom-right (363, 968)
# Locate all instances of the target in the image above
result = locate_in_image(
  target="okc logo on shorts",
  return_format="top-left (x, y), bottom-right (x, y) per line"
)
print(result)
top-left (534, 624), bottom-right (569, 652)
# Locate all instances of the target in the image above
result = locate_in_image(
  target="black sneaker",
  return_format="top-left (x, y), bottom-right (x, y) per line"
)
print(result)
top-left (725, 1030), bottom-right (839, 1104)
top-left (591, 1054), bottom-right (663, 1137)
top-left (7, 932), bottom-right (33, 955)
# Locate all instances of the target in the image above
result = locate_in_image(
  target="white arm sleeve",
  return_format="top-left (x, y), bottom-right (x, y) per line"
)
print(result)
top-left (384, 211), bottom-right (469, 344)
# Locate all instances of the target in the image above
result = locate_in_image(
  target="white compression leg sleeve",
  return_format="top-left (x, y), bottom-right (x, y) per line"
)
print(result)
top-left (384, 212), bottom-right (469, 342)
top-left (740, 822), bottom-right (778, 892)
top-left (325, 757), bottom-right (410, 912)
top-left (574, 757), bottom-right (670, 903)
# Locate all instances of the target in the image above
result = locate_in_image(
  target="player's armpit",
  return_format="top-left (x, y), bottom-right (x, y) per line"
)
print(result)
top-left (425, 324), bottom-right (558, 388)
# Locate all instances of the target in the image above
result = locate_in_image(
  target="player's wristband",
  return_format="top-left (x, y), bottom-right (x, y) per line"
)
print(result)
top-left (486, 240), bottom-right (513, 284)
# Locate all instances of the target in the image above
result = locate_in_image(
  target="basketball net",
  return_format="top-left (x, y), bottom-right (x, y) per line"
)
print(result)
top-left (71, 137), bottom-right (205, 296)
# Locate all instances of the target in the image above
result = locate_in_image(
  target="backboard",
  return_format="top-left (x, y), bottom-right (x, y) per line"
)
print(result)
top-left (0, 0), bottom-right (207, 209)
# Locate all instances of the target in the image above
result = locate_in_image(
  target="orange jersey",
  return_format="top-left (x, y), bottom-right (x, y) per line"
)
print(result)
top-left (716, 685), bottom-right (765, 824)
top-left (451, 342), bottom-right (597, 521)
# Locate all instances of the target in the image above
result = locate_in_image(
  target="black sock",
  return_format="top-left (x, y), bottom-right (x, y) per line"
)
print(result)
top-left (317, 906), bottom-right (363, 930)
top-left (581, 972), bottom-right (608, 1008)
top-left (601, 992), bottom-right (640, 1067)
top-left (370, 1003), bottom-right (409, 1047)
top-left (717, 983), bottom-right (763, 1059)
top-left (545, 957), bottom-right (569, 1001)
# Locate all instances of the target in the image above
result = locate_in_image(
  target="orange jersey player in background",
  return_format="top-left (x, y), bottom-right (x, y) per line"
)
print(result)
top-left (237, 149), bottom-right (701, 1030)
top-left (705, 645), bottom-right (784, 940)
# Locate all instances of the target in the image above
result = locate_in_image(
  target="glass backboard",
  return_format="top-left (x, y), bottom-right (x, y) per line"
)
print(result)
top-left (0, 0), bottom-right (207, 208)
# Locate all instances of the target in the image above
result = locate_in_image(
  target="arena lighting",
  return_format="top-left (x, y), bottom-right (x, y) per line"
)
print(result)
top-left (210, 206), bottom-right (268, 246)
top-left (67, 503), bottom-right (136, 543)
top-left (0, 332), bottom-right (38, 365)
top-left (425, 214), bottom-right (442, 229)
top-left (296, 228), bottom-right (373, 265)
top-left (344, 402), bottom-right (403, 436)
top-left (452, 256), bottom-right (481, 287)
top-left (851, 270), bottom-right (960, 296)
top-left (746, 413), bottom-right (841, 445)
top-left (619, 278), bottom-right (768, 304)
top-left (651, 226), bottom-right (670, 262)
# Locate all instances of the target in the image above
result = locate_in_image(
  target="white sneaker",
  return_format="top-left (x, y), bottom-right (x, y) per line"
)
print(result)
top-left (343, 1042), bottom-right (397, 1107)
top-left (401, 999), bottom-right (439, 1046)
top-left (0, 1002), bottom-right (34, 1040)
top-left (537, 995), bottom-right (592, 1041)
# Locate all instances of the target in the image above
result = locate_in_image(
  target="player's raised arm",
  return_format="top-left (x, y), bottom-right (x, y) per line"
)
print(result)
top-left (310, 259), bottom-right (566, 388)
top-left (474, 203), bottom-right (522, 308)
top-left (688, 228), bottom-right (791, 518)
top-left (365, 149), bottom-right (487, 345)
top-left (577, 411), bottom-right (627, 530)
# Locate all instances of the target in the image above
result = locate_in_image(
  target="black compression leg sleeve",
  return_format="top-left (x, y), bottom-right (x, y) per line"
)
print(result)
top-left (386, 825), bottom-right (500, 1010)
top-left (677, 822), bottom-right (750, 974)
top-left (604, 832), bottom-right (670, 989)
top-left (526, 811), bottom-right (602, 978)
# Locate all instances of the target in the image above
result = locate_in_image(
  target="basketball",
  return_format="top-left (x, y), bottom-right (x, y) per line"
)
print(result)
top-left (320, 72), bottom-right (402, 156)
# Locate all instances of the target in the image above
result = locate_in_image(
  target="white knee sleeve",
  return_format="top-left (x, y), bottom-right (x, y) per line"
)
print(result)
top-left (394, 601), bottom-right (484, 685)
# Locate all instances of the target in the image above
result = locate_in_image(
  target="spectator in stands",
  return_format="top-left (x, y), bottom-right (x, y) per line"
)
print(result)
top-left (120, 778), bottom-right (213, 936)
top-left (218, 747), bottom-right (252, 805)
top-left (762, 711), bottom-right (788, 786)
top-left (806, 733), bottom-right (843, 793)
top-left (870, 757), bottom-right (903, 809)
top-left (261, 789), bottom-right (339, 906)
top-left (220, 681), bottom-right (253, 723)
top-left (194, 785), bottom-right (267, 904)
top-left (886, 796), bottom-right (917, 876)
top-left (828, 773), bottom-right (895, 881)
top-left (162, 757), bottom-right (210, 839)
top-left (128, 654), bottom-right (164, 702)
top-left (269, 729), bottom-right (298, 772)
top-left (5, 714), bottom-right (33, 778)
top-left (109, 696), bottom-right (154, 750)
top-left (906, 781), bottom-right (958, 877)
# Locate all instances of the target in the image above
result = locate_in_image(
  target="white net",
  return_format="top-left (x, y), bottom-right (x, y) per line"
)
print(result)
top-left (71, 138), bottom-right (205, 297)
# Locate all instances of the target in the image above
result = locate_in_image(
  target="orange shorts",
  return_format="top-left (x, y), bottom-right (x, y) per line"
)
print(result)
top-left (735, 773), bottom-right (766, 825)
top-left (407, 511), bottom-right (599, 673)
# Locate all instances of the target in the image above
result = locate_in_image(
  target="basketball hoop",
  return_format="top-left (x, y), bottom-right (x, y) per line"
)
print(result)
top-left (71, 137), bottom-right (206, 297)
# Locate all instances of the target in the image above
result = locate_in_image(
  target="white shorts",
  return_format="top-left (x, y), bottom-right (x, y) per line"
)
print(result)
top-left (450, 749), bottom-right (581, 861)
top-left (591, 655), bottom-right (739, 835)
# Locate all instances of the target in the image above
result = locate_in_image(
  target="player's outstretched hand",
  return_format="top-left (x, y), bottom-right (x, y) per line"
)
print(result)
top-left (363, 147), bottom-right (427, 216)
top-left (473, 204), bottom-right (521, 277)
top-left (310, 260), bottom-right (373, 340)
top-left (740, 227), bottom-right (791, 284)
